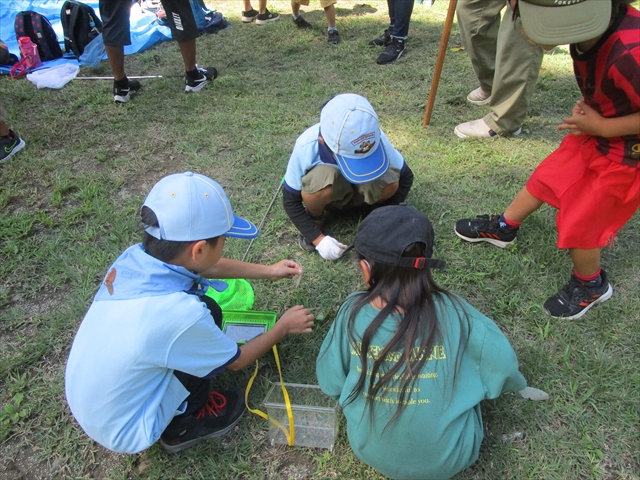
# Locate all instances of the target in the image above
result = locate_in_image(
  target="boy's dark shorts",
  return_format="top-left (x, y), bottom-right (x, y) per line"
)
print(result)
top-left (100, 0), bottom-right (198, 46)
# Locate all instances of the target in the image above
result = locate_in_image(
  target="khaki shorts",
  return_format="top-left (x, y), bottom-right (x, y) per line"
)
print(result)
top-left (294, 0), bottom-right (337, 8)
top-left (301, 164), bottom-right (401, 209)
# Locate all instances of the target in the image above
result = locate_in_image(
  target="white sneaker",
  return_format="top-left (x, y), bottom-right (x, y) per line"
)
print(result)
top-left (467, 87), bottom-right (492, 105)
top-left (454, 118), bottom-right (522, 139)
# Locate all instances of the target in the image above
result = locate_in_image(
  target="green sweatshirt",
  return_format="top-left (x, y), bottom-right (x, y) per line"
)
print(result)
top-left (316, 292), bottom-right (526, 480)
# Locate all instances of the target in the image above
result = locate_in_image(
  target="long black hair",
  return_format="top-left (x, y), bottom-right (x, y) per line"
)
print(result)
top-left (339, 243), bottom-right (471, 427)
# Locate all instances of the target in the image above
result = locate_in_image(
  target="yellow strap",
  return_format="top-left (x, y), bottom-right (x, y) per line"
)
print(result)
top-left (244, 345), bottom-right (295, 446)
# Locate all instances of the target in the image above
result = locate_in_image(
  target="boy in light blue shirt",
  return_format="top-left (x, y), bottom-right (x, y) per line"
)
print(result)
top-left (65, 172), bottom-right (314, 454)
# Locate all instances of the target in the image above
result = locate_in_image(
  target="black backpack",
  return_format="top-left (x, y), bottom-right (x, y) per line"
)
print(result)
top-left (14, 11), bottom-right (63, 61)
top-left (60, 1), bottom-right (103, 58)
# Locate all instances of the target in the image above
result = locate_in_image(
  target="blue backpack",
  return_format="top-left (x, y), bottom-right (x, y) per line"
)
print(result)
top-left (14, 11), bottom-right (63, 62)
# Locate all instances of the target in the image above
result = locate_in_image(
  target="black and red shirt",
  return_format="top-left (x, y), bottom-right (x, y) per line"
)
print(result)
top-left (571, 5), bottom-right (640, 168)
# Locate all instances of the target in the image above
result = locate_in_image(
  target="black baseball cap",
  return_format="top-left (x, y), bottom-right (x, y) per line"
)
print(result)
top-left (351, 204), bottom-right (445, 270)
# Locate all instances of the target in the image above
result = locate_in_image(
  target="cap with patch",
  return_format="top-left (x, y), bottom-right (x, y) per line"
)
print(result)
top-left (518, 0), bottom-right (611, 46)
top-left (320, 93), bottom-right (389, 185)
top-left (352, 204), bottom-right (445, 270)
top-left (142, 172), bottom-right (258, 241)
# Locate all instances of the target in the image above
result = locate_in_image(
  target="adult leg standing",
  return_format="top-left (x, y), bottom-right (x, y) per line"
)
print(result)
top-left (454, 0), bottom-right (543, 137)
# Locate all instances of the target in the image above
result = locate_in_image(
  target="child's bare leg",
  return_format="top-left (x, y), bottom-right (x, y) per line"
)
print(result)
top-left (302, 186), bottom-right (333, 217)
top-left (258, 0), bottom-right (267, 14)
top-left (503, 187), bottom-right (543, 223)
top-left (378, 182), bottom-right (399, 203)
top-left (569, 248), bottom-right (601, 277)
top-left (0, 120), bottom-right (9, 137)
top-left (243, 0), bottom-right (252, 11)
top-left (291, 0), bottom-right (300, 16)
top-left (324, 4), bottom-right (336, 28)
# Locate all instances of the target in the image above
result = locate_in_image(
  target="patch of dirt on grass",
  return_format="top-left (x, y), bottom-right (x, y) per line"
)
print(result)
top-left (2, 444), bottom-right (50, 480)
top-left (269, 450), bottom-right (317, 480)
top-left (0, 442), bottom-right (127, 480)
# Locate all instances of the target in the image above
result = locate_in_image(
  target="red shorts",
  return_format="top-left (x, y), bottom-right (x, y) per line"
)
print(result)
top-left (526, 134), bottom-right (640, 250)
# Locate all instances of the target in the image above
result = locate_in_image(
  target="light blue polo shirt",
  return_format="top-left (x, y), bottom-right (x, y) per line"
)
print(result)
top-left (65, 244), bottom-right (239, 453)
top-left (283, 123), bottom-right (406, 194)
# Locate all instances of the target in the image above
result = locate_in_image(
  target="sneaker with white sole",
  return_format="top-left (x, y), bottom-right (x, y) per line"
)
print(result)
top-left (543, 271), bottom-right (613, 320)
top-left (454, 118), bottom-right (522, 138)
top-left (113, 78), bottom-right (141, 103)
top-left (467, 86), bottom-right (492, 105)
top-left (256, 9), bottom-right (279, 24)
top-left (454, 214), bottom-right (518, 248)
top-left (185, 66), bottom-right (218, 93)
top-left (241, 9), bottom-right (258, 22)
top-left (0, 130), bottom-right (25, 163)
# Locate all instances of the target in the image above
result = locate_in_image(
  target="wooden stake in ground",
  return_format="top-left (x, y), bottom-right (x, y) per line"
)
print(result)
top-left (423, 0), bottom-right (459, 127)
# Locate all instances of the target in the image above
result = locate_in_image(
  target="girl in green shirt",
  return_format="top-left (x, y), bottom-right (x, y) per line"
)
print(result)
top-left (316, 205), bottom-right (527, 480)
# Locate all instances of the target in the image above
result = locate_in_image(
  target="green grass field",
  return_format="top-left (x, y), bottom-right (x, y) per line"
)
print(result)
top-left (1, 1), bottom-right (638, 478)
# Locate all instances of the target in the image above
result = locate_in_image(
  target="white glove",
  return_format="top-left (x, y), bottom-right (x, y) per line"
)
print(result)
top-left (316, 236), bottom-right (348, 260)
top-left (519, 387), bottom-right (550, 401)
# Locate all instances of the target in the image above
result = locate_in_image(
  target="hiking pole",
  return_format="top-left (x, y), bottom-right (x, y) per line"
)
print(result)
top-left (74, 74), bottom-right (183, 80)
top-left (423, 0), bottom-right (458, 127)
top-left (241, 180), bottom-right (284, 262)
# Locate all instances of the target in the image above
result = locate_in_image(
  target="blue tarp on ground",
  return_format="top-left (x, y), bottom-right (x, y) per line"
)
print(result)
top-left (1, 0), bottom-right (172, 74)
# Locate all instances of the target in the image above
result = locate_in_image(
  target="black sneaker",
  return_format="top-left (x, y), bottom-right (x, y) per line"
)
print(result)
top-left (256, 9), bottom-right (279, 25)
top-left (369, 28), bottom-right (391, 46)
top-left (327, 30), bottom-right (340, 45)
top-left (454, 214), bottom-right (517, 248)
top-left (185, 66), bottom-right (218, 93)
top-left (241, 8), bottom-right (258, 23)
top-left (0, 130), bottom-right (25, 163)
top-left (543, 271), bottom-right (614, 320)
top-left (113, 78), bottom-right (141, 103)
top-left (160, 388), bottom-right (246, 453)
top-left (376, 37), bottom-right (406, 64)
top-left (293, 15), bottom-right (312, 30)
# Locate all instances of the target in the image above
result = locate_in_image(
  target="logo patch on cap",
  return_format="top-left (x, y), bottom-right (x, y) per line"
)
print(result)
top-left (355, 140), bottom-right (376, 154)
top-left (351, 132), bottom-right (375, 147)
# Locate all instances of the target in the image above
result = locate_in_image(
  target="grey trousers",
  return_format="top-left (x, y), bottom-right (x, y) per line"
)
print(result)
top-left (456, 0), bottom-right (544, 134)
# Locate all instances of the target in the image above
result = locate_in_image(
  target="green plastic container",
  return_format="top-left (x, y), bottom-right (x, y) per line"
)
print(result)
top-left (221, 310), bottom-right (276, 344)
top-left (205, 278), bottom-right (255, 310)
